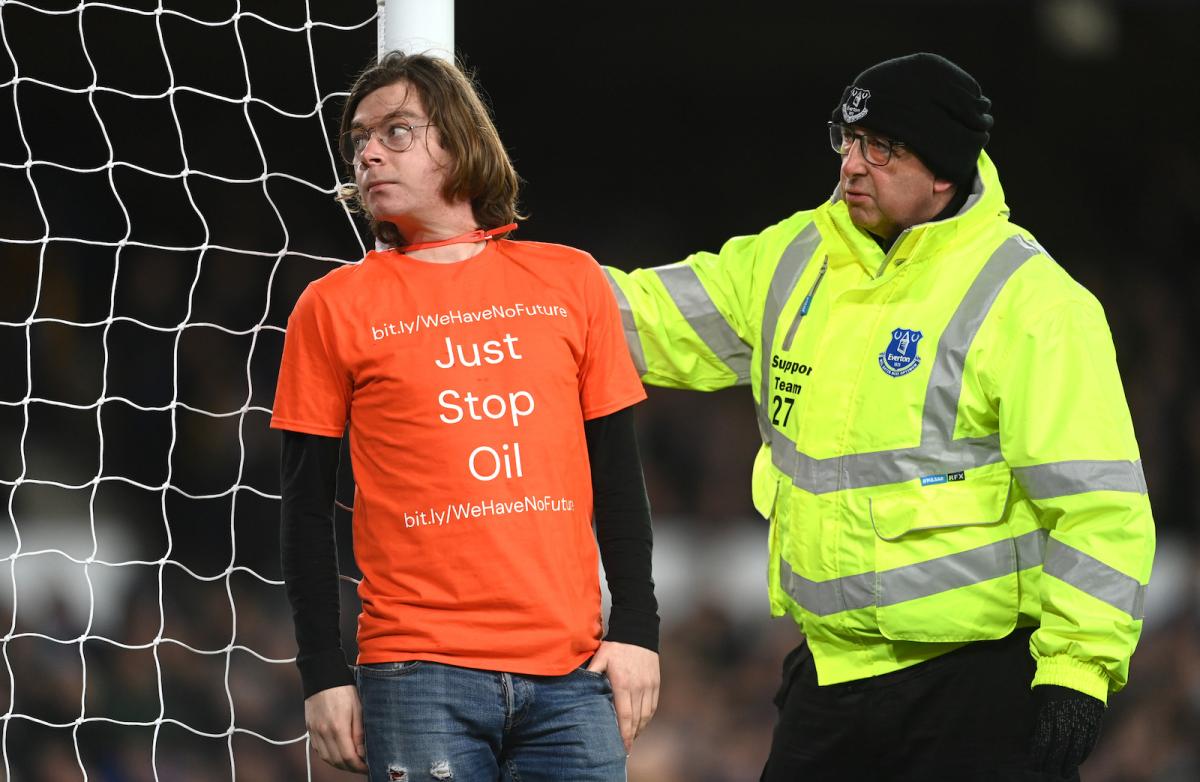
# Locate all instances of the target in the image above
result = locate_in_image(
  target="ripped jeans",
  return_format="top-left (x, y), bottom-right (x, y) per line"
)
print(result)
top-left (356, 660), bottom-right (626, 782)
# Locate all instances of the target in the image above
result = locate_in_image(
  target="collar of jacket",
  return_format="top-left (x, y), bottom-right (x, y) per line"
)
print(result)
top-left (820, 151), bottom-right (1009, 280)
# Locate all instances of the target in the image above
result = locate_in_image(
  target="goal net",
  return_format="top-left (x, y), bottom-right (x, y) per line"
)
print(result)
top-left (0, 1), bottom-right (378, 778)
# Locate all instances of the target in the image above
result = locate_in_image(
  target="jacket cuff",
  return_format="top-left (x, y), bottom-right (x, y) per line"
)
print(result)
top-left (297, 648), bottom-right (355, 699)
top-left (1032, 655), bottom-right (1110, 705)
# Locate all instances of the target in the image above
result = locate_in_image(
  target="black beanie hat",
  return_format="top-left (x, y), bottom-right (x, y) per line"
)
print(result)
top-left (831, 53), bottom-right (993, 183)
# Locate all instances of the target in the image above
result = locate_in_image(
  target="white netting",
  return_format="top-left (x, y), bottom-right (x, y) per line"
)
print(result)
top-left (0, 1), bottom-right (377, 778)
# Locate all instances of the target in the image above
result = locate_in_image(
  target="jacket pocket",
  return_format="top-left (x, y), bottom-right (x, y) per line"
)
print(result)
top-left (869, 466), bottom-right (1011, 541)
top-left (869, 466), bottom-right (1019, 643)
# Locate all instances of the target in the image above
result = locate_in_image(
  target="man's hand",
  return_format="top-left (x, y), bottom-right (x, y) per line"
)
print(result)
top-left (587, 640), bottom-right (660, 753)
top-left (304, 684), bottom-right (368, 773)
top-left (1028, 684), bottom-right (1105, 777)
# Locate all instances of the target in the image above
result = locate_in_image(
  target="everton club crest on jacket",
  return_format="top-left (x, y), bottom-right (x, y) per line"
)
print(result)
top-left (879, 328), bottom-right (923, 377)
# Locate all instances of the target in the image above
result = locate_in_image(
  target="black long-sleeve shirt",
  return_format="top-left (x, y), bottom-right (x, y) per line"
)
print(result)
top-left (280, 406), bottom-right (657, 698)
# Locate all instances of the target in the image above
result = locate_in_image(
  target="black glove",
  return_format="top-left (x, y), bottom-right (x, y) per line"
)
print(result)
top-left (1027, 684), bottom-right (1105, 778)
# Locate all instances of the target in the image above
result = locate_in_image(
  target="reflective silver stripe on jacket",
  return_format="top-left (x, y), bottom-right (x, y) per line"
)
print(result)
top-left (780, 529), bottom-right (1050, 616)
top-left (921, 235), bottom-right (1038, 444)
top-left (603, 268), bottom-right (647, 375)
top-left (757, 223), bottom-right (822, 447)
top-left (653, 264), bottom-right (753, 384)
top-left (1013, 459), bottom-right (1148, 499)
top-left (1043, 538), bottom-right (1147, 619)
top-left (772, 433), bottom-right (1003, 496)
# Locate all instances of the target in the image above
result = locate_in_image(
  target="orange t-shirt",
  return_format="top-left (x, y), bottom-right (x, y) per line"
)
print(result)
top-left (270, 239), bottom-right (646, 674)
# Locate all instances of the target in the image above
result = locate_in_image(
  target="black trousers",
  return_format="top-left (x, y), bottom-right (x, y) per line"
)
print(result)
top-left (760, 628), bottom-right (1079, 782)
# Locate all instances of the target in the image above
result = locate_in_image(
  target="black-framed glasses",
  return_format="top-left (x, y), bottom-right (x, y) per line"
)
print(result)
top-left (828, 122), bottom-right (906, 166)
top-left (339, 120), bottom-right (434, 163)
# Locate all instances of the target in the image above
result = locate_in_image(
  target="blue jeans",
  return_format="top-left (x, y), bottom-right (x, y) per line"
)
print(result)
top-left (356, 660), bottom-right (626, 782)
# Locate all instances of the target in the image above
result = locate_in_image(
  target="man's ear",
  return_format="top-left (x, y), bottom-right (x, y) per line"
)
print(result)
top-left (932, 177), bottom-right (955, 195)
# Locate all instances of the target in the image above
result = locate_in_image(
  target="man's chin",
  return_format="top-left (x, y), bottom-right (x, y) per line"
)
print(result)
top-left (368, 203), bottom-right (405, 223)
top-left (846, 206), bottom-right (875, 229)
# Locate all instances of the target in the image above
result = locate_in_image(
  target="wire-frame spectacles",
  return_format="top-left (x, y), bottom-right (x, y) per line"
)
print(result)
top-left (828, 121), bottom-right (906, 167)
top-left (339, 121), bottom-right (434, 163)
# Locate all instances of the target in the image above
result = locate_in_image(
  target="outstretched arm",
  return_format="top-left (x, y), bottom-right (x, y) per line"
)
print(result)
top-left (602, 212), bottom-right (815, 393)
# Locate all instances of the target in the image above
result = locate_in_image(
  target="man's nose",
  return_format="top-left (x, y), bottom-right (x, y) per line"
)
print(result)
top-left (359, 132), bottom-right (387, 166)
top-left (840, 138), bottom-right (868, 177)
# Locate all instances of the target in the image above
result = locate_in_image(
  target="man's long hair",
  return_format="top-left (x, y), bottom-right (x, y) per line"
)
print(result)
top-left (337, 51), bottom-right (523, 247)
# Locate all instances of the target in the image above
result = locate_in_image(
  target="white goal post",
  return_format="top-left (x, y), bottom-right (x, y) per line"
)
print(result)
top-left (378, 0), bottom-right (453, 61)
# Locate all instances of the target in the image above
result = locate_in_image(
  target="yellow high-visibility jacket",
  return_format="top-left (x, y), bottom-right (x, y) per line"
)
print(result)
top-left (606, 153), bottom-right (1154, 702)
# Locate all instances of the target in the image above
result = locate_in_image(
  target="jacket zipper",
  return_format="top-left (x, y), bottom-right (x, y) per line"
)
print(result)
top-left (781, 256), bottom-right (828, 351)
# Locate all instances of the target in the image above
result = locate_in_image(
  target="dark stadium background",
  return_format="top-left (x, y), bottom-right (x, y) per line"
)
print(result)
top-left (1, 0), bottom-right (1197, 779)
